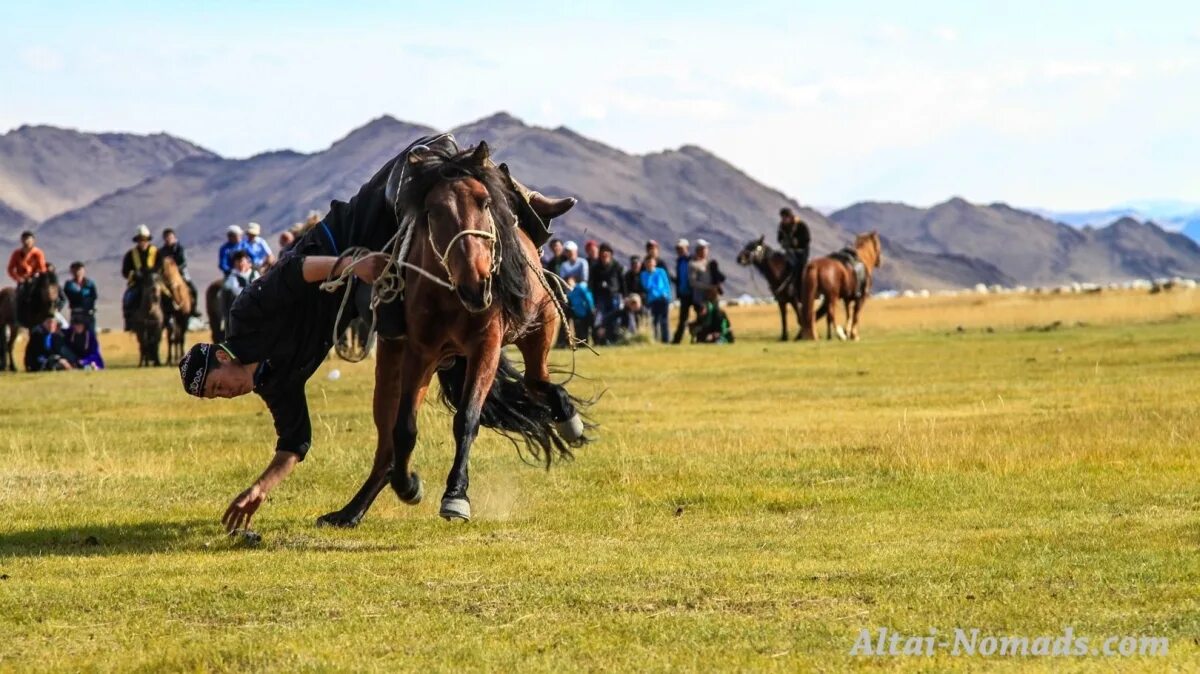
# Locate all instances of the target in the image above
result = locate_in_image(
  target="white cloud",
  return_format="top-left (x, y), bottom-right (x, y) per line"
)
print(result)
top-left (19, 46), bottom-right (63, 73)
top-left (934, 26), bottom-right (959, 43)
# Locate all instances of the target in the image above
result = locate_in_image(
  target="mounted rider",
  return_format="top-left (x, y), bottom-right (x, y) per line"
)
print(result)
top-left (243, 222), bottom-right (275, 271)
top-left (121, 225), bottom-right (162, 331)
top-left (7, 230), bottom-right (49, 324)
top-left (777, 207), bottom-right (811, 296)
top-left (177, 134), bottom-right (576, 534)
top-left (160, 227), bottom-right (202, 317)
top-left (218, 225), bottom-right (248, 277)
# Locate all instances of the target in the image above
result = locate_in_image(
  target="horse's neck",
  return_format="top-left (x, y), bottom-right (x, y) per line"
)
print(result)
top-left (856, 246), bottom-right (877, 275)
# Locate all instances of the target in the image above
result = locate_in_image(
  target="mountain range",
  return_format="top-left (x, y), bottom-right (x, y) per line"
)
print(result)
top-left (1, 114), bottom-right (1198, 327)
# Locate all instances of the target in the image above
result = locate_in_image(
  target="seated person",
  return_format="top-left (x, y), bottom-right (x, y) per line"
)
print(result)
top-left (64, 316), bottom-right (105, 370)
top-left (24, 317), bottom-right (75, 371)
top-left (597, 294), bottom-right (642, 345)
top-left (691, 295), bottom-right (734, 344)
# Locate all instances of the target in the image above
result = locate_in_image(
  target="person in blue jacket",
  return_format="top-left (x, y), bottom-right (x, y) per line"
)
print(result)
top-left (243, 222), bottom-right (275, 270)
top-left (566, 277), bottom-right (595, 345)
top-left (218, 225), bottom-right (248, 276)
top-left (671, 238), bottom-right (693, 344)
top-left (62, 261), bottom-right (99, 332)
top-left (640, 255), bottom-right (673, 343)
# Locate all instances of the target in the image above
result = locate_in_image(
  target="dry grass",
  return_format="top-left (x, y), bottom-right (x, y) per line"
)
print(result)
top-left (0, 289), bottom-right (1198, 672)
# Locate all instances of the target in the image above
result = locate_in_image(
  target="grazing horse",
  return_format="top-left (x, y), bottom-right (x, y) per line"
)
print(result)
top-left (160, 258), bottom-right (192, 363)
top-left (205, 280), bottom-right (226, 343)
top-left (130, 270), bottom-right (164, 366)
top-left (0, 272), bottom-right (60, 372)
top-left (318, 139), bottom-right (587, 527)
top-left (800, 231), bottom-right (882, 341)
top-left (736, 236), bottom-right (803, 341)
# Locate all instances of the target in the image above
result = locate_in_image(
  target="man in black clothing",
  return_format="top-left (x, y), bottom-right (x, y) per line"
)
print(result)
top-left (161, 228), bottom-right (201, 317)
top-left (777, 207), bottom-right (811, 298)
top-left (179, 244), bottom-right (390, 533)
top-left (590, 243), bottom-right (624, 344)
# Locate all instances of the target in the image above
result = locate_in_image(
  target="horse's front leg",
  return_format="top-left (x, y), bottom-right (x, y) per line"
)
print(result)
top-left (440, 332), bottom-right (502, 522)
top-left (777, 300), bottom-right (788, 341)
top-left (849, 297), bottom-right (866, 341)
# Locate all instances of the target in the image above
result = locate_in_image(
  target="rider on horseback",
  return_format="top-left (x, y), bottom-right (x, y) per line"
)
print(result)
top-left (777, 207), bottom-right (810, 297)
top-left (122, 225), bottom-right (162, 331)
top-left (160, 228), bottom-right (202, 318)
top-left (7, 230), bottom-right (48, 325)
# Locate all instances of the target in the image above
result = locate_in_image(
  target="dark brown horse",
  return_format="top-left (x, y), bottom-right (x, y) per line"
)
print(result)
top-left (0, 272), bottom-right (60, 372)
top-left (800, 231), bottom-right (882, 341)
top-left (160, 258), bottom-right (192, 363)
top-left (318, 140), bottom-right (586, 527)
top-left (130, 270), bottom-right (164, 366)
top-left (205, 279), bottom-right (226, 343)
top-left (736, 236), bottom-right (803, 340)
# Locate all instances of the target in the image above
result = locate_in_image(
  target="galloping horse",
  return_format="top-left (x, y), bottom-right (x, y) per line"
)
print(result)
top-left (160, 258), bottom-right (192, 362)
top-left (130, 270), bottom-right (164, 366)
top-left (736, 236), bottom-right (803, 341)
top-left (0, 272), bottom-right (60, 372)
top-left (318, 139), bottom-right (587, 527)
top-left (800, 231), bottom-right (882, 341)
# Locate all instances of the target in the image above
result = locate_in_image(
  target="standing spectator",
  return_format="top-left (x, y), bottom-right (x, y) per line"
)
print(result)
top-left (542, 238), bottom-right (564, 273)
top-left (670, 238), bottom-right (693, 344)
top-left (584, 239), bottom-right (600, 269)
top-left (565, 277), bottom-right (595, 345)
top-left (7, 230), bottom-right (48, 324)
top-left (624, 256), bottom-right (645, 308)
top-left (777, 207), bottom-right (811, 295)
top-left (558, 241), bottom-right (589, 284)
top-left (62, 261), bottom-right (99, 332)
top-left (24, 316), bottom-right (74, 371)
top-left (641, 256), bottom-right (673, 343)
top-left (243, 222), bottom-right (274, 271)
top-left (218, 225), bottom-right (246, 276)
top-left (64, 315), bottom-right (105, 370)
top-left (122, 225), bottom-right (161, 331)
top-left (644, 239), bottom-right (661, 267)
top-left (688, 239), bottom-right (725, 307)
top-left (160, 228), bottom-right (201, 317)
top-left (590, 243), bottom-right (625, 343)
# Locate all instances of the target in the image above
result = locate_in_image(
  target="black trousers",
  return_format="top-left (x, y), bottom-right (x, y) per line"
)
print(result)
top-left (671, 298), bottom-right (695, 344)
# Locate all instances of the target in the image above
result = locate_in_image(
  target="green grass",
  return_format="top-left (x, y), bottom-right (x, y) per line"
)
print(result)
top-left (1, 299), bottom-right (1199, 671)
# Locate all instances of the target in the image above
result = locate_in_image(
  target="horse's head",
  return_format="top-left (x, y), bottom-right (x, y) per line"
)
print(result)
top-left (736, 236), bottom-right (766, 266)
top-left (855, 230), bottom-right (882, 268)
top-left (38, 271), bottom-right (60, 306)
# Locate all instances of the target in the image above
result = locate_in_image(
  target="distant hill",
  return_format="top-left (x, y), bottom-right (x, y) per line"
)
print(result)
top-left (0, 125), bottom-right (214, 221)
top-left (0, 199), bottom-right (35, 239)
top-left (831, 198), bottom-right (1200, 285)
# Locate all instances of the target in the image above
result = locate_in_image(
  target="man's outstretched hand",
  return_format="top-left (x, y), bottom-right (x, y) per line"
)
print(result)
top-left (352, 253), bottom-right (390, 284)
top-left (223, 484), bottom-right (266, 534)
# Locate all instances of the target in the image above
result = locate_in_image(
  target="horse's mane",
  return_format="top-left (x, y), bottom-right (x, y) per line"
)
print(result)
top-left (393, 142), bottom-right (533, 326)
top-left (161, 258), bottom-right (189, 307)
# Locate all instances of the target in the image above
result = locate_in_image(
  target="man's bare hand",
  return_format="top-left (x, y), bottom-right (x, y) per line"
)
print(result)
top-left (352, 253), bottom-right (390, 284)
top-left (222, 484), bottom-right (266, 534)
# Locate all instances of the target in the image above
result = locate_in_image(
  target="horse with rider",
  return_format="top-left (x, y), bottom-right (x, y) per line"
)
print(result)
top-left (2, 231), bottom-right (61, 371)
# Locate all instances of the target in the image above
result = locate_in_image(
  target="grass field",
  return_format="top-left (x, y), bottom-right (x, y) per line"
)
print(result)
top-left (1, 289), bottom-right (1198, 671)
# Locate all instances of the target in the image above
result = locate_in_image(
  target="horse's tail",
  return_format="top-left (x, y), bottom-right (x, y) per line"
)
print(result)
top-left (436, 353), bottom-right (590, 467)
top-left (801, 262), bottom-right (821, 338)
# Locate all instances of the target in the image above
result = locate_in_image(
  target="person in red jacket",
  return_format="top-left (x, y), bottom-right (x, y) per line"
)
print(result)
top-left (7, 230), bottom-right (49, 325)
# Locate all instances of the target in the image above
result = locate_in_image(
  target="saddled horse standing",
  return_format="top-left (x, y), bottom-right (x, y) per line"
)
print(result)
top-left (161, 258), bottom-right (192, 362)
top-left (736, 236), bottom-right (803, 341)
top-left (0, 272), bottom-right (60, 372)
top-left (130, 270), bottom-right (164, 366)
top-left (318, 139), bottom-right (587, 527)
top-left (800, 231), bottom-right (882, 341)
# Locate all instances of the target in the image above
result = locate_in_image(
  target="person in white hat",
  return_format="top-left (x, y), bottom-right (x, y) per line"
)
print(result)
top-left (558, 240), bottom-right (588, 284)
top-left (219, 225), bottom-right (246, 277)
top-left (243, 222), bottom-right (274, 271)
top-left (121, 224), bottom-right (161, 330)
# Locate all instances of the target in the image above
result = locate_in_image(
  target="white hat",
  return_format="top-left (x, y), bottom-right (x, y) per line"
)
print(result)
top-left (676, 238), bottom-right (690, 248)
top-left (246, 222), bottom-right (261, 235)
top-left (132, 224), bottom-right (151, 242)
top-left (564, 241), bottom-right (579, 252)
top-left (696, 238), bottom-right (710, 248)
top-left (227, 224), bottom-right (243, 236)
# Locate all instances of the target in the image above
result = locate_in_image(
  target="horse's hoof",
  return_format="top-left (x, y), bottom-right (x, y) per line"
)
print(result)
top-left (835, 326), bottom-right (848, 341)
top-left (397, 472), bottom-right (424, 505)
top-left (316, 510), bottom-right (361, 528)
top-left (439, 497), bottom-right (471, 522)
top-left (556, 413), bottom-right (585, 443)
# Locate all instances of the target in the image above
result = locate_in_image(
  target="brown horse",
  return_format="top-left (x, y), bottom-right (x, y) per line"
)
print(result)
top-left (160, 258), bottom-right (192, 363)
top-left (130, 270), bottom-right (164, 366)
top-left (800, 231), bottom-right (882, 341)
top-left (736, 236), bottom-right (803, 341)
top-left (0, 272), bottom-right (60, 372)
top-left (318, 140), bottom-right (585, 527)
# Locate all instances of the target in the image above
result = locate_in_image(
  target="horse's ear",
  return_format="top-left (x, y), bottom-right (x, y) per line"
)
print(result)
top-left (470, 141), bottom-right (490, 166)
top-left (756, 235), bottom-right (765, 245)
top-left (384, 157), bottom-right (406, 207)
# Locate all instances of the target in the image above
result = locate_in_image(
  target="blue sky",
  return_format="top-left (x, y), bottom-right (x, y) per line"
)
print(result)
top-left (2, 1), bottom-right (1198, 210)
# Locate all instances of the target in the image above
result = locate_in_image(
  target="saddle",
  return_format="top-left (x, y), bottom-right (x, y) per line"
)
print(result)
top-left (829, 248), bottom-right (868, 299)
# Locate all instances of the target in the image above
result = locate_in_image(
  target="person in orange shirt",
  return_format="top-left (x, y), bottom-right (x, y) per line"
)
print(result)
top-left (7, 231), bottom-right (47, 284)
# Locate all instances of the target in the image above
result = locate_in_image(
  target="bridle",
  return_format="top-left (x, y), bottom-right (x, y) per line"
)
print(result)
top-left (424, 199), bottom-right (503, 302)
